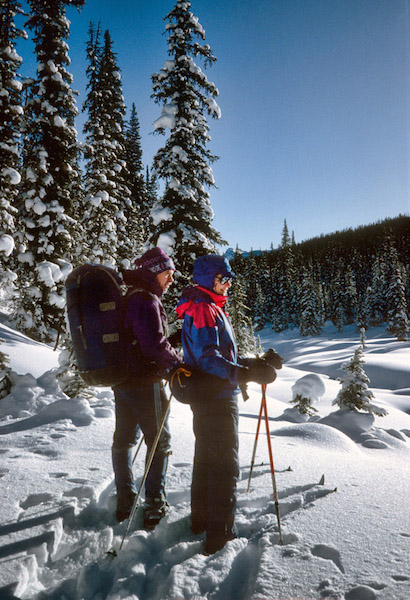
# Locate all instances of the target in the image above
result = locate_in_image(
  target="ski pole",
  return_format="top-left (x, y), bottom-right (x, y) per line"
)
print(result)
top-left (246, 397), bottom-right (264, 493)
top-left (111, 394), bottom-right (172, 556)
top-left (261, 383), bottom-right (283, 545)
top-left (132, 435), bottom-right (145, 465)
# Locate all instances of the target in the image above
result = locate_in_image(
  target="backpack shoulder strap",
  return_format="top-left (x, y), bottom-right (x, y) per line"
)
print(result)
top-left (125, 288), bottom-right (156, 304)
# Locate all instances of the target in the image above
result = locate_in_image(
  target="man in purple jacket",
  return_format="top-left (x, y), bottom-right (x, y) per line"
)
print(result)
top-left (112, 247), bottom-right (181, 528)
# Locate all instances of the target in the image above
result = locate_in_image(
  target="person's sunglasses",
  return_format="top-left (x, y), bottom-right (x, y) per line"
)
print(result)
top-left (215, 276), bottom-right (233, 284)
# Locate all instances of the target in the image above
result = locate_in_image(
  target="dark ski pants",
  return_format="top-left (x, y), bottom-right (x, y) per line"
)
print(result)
top-left (112, 381), bottom-right (171, 500)
top-left (190, 395), bottom-right (239, 540)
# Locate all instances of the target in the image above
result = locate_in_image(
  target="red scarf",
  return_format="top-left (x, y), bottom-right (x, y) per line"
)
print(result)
top-left (196, 286), bottom-right (228, 309)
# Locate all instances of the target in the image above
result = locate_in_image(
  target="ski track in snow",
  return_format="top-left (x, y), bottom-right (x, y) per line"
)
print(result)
top-left (1, 447), bottom-right (409, 600)
top-left (1, 467), bottom-right (340, 600)
top-left (0, 323), bottom-right (409, 599)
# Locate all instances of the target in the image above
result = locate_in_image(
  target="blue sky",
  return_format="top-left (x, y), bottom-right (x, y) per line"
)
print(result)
top-left (18, 0), bottom-right (410, 250)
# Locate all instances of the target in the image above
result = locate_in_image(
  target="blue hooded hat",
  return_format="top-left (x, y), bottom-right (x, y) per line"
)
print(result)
top-left (192, 255), bottom-right (236, 290)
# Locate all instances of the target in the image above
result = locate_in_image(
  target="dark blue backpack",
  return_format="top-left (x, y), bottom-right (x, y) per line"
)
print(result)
top-left (65, 264), bottom-right (130, 387)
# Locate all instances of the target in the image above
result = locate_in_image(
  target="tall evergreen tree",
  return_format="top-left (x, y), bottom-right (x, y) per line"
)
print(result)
top-left (14, 0), bottom-right (84, 341)
top-left (344, 265), bottom-right (358, 324)
top-left (0, 0), bottom-right (26, 291)
top-left (150, 0), bottom-right (225, 288)
top-left (253, 253), bottom-right (270, 330)
top-left (123, 103), bottom-right (147, 256)
top-left (228, 275), bottom-right (260, 355)
top-left (82, 20), bottom-right (101, 132)
top-left (276, 241), bottom-right (297, 330)
top-left (81, 27), bottom-right (131, 266)
top-left (364, 255), bottom-right (385, 326)
top-left (280, 219), bottom-right (291, 249)
top-left (299, 267), bottom-right (323, 336)
top-left (243, 251), bottom-right (259, 318)
top-left (386, 264), bottom-right (409, 341)
top-left (0, 1), bottom-right (25, 251)
top-left (328, 260), bottom-right (347, 332)
top-left (145, 165), bottom-right (158, 211)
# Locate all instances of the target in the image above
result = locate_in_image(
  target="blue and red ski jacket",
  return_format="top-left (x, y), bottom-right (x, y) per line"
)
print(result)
top-left (176, 285), bottom-right (244, 397)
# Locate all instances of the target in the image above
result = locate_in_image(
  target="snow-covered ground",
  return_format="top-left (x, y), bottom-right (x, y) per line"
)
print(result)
top-left (0, 321), bottom-right (409, 600)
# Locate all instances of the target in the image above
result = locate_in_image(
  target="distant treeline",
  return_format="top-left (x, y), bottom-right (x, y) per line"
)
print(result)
top-left (229, 215), bottom-right (409, 341)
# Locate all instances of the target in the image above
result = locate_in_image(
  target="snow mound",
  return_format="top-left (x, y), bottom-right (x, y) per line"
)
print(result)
top-left (272, 422), bottom-right (360, 453)
top-left (292, 373), bottom-right (325, 401)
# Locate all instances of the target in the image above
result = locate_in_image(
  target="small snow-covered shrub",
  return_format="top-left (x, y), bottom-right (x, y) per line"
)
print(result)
top-left (334, 346), bottom-right (386, 417)
top-left (290, 374), bottom-right (325, 417)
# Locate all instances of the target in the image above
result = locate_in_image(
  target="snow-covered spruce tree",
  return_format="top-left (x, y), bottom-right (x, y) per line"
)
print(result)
top-left (327, 259), bottom-right (347, 332)
top-left (150, 0), bottom-right (225, 288)
top-left (386, 264), bottom-right (409, 341)
top-left (253, 264), bottom-right (269, 331)
top-left (123, 103), bottom-right (147, 256)
top-left (290, 374), bottom-right (325, 417)
top-left (299, 267), bottom-right (323, 336)
top-left (290, 393), bottom-right (318, 417)
top-left (55, 340), bottom-right (94, 399)
top-left (344, 264), bottom-right (358, 324)
top-left (243, 252), bottom-right (261, 322)
top-left (228, 275), bottom-right (260, 355)
top-left (14, 0), bottom-right (84, 342)
top-left (261, 246), bottom-right (277, 321)
top-left (281, 218), bottom-right (291, 248)
top-left (81, 27), bottom-right (132, 267)
top-left (275, 219), bottom-right (299, 330)
top-left (355, 297), bottom-right (367, 333)
top-left (364, 254), bottom-right (385, 326)
top-left (359, 326), bottom-right (367, 349)
top-left (0, 1), bottom-right (26, 294)
top-left (333, 345), bottom-right (386, 416)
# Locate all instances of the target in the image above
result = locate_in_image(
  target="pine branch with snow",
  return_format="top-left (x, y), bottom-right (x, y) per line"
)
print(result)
top-left (0, 350), bottom-right (13, 399)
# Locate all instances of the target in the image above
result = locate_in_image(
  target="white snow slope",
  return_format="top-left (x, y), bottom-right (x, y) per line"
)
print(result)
top-left (0, 321), bottom-right (409, 600)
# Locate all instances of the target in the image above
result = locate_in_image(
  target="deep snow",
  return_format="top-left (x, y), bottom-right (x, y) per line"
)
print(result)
top-left (0, 321), bottom-right (409, 600)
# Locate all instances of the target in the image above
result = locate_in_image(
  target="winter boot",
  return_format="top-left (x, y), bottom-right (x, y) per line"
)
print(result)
top-left (203, 526), bottom-right (237, 555)
top-left (143, 497), bottom-right (170, 530)
top-left (116, 489), bottom-right (136, 523)
top-left (191, 521), bottom-right (206, 535)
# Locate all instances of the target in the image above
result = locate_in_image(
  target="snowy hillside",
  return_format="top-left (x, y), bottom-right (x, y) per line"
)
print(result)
top-left (0, 321), bottom-right (409, 600)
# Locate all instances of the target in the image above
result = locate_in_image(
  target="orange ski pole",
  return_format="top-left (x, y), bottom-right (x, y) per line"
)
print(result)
top-left (261, 383), bottom-right (283, 544)
top-left (246, 396), bottom-right (264, 493)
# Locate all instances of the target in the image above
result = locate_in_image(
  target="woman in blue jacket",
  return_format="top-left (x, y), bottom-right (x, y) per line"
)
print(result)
top-left (176, 254), bottom-right (275, 554)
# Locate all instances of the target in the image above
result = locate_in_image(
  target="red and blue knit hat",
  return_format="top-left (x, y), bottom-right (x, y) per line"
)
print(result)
top-left (134, 247), bottom-right (175, 274)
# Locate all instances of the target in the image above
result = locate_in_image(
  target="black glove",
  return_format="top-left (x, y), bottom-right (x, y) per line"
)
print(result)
top-left (168, 328), bottom-right (182, 348)
top-left (262, 348), bottom-right (283, 370)
top-left (237, 358), bottom-right (276, 385)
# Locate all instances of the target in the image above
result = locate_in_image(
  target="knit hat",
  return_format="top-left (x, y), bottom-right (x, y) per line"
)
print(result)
top-left (134, 247), bottom-right (175, 274)
top-left (192, 254), bottom-right (236, 290)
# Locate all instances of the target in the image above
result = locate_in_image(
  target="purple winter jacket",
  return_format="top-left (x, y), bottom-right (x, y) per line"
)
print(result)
top-left (121, 268), bottom-right (181, 381)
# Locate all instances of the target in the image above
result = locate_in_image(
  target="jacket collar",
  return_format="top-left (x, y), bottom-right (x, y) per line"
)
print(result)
top-left (196, 286), bottom-right (228, 308)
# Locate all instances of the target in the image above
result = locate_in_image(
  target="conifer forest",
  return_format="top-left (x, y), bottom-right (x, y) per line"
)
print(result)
top-left (0, 0), bottom-right (409, 351)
